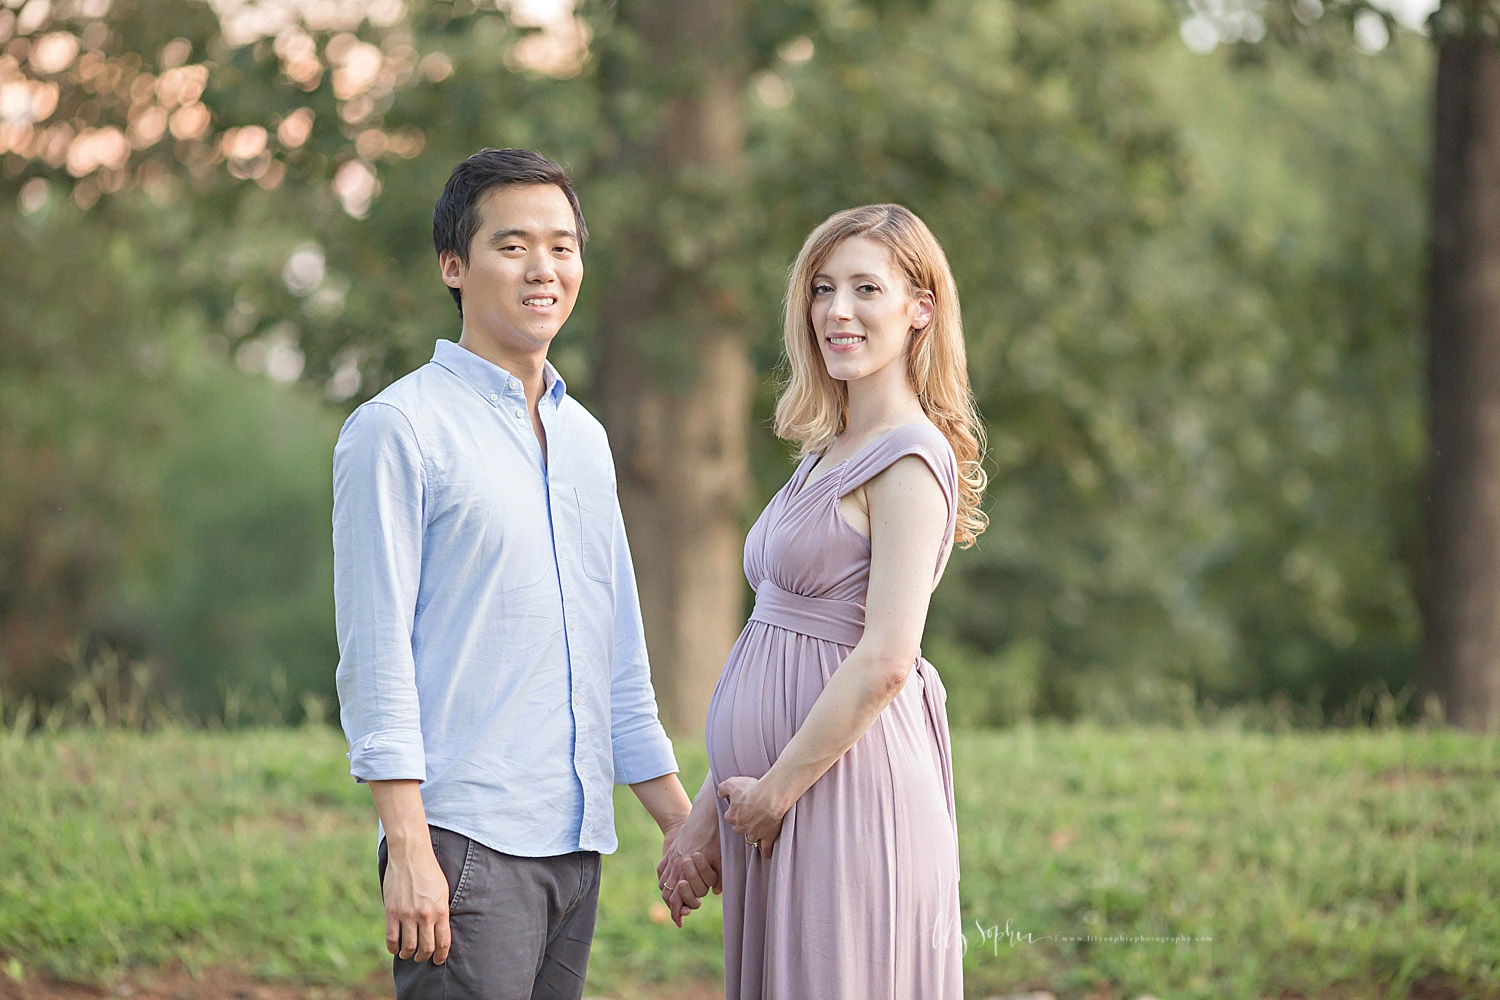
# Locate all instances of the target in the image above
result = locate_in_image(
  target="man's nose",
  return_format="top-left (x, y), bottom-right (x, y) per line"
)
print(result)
top-left (526, 250), bottom-right (557, 282)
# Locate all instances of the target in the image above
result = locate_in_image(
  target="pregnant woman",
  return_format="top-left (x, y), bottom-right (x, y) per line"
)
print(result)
top-left (658, 203), bottom-right (988, 999)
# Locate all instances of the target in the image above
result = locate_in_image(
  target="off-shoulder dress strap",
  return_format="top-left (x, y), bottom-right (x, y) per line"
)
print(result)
top-left (839, 421), bottom-right (959, 567)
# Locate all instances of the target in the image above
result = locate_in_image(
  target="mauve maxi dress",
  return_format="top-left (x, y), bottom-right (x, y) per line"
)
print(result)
top-left (704, 421), bottom-right (964, 1000)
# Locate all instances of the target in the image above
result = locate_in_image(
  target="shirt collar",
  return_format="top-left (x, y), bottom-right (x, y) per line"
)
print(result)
top-left (431, 339), bottom-right (567, 406)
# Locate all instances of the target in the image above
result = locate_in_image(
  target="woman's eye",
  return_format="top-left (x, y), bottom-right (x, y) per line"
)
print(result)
top-left (858, 283), bottom-right (879, 294)
top-left (812, 284), bottom-right (832, 295)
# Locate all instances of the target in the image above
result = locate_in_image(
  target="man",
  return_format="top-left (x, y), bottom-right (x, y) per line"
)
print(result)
top-left (333, 148), bottom-right (696, 1000)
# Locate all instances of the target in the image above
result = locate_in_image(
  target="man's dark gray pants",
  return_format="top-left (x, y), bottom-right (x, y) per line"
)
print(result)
top-left (378, 826), bottom-right (601, 1000)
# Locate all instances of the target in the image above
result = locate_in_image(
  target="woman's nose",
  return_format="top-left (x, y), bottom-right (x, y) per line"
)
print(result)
top-left (828, 289), bottom-right (854, 320)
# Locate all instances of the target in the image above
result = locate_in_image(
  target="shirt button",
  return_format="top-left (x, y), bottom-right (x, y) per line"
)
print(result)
top-left (489, 392), bottom-right (498, 402)
top-left (510, 378), bottom-right (521, 391)
top-left (515, 408), bottom-right (525, 419)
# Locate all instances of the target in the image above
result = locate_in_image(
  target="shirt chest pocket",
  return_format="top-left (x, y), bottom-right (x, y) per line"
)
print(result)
top-left (574, 487), bottom-right (615, 584)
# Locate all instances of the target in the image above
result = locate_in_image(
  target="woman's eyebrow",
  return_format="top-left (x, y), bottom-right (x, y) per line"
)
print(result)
top-left (812, 271), bottom-right (883, 282)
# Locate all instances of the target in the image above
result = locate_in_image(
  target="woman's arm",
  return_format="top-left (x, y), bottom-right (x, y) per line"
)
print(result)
top-left (658, 775), bottom-right (724, 924)
top-left (718, 455), bottom-right (950, 856)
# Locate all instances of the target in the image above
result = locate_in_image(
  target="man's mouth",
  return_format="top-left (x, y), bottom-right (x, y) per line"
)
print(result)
top-left (522, 295), bottom-right (558, 308)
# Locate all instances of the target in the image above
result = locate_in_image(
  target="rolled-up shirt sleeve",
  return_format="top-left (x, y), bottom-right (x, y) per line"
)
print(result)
top-left (333, 401), bottom-right (428, 783)
top-left (607, 497), bottom-right (679, 785)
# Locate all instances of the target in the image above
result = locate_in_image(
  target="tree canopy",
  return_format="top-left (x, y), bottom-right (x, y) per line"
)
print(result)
top-left (0, 0), bottom-right (1432, 724)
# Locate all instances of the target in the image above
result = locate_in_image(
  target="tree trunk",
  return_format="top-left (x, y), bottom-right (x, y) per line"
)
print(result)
top-left (1422, 32), bottom-right (1500, 732)
top-left (593, 0), bottom-right (753, 736)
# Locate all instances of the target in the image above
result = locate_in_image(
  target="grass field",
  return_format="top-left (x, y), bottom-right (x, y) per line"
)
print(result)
top-left (1, 722), bottom-right (1497, 999)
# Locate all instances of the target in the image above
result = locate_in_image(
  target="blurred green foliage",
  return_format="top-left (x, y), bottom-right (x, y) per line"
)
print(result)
top-left (925, 27), bottom-right (1430, 723)
top-left (0, 0), bottom-right (1431, 723)
top-left (0, 193), bottom-right (343, 716)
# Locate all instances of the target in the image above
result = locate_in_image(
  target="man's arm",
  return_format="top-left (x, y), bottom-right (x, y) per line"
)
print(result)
top-left (332, 403), bottom-right (446, 964)
top-left (602, 489), bottom-right (717, 913)
top-left (333, 402), bottom-right (428, 782)
top-left (658, 774), bottom-right (722, 926)
top-left (629, 773), bottom-right (693, 833)
top-left (369, 780), bottom-right (450, 965)
top-left (603, 494), bottom-right (695, 844)
top-left (605, 496), bottom-right (683, 795)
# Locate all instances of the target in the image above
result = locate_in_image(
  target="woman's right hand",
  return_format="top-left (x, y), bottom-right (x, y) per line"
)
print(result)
top-left (657, 784), bottom-right (723, 926)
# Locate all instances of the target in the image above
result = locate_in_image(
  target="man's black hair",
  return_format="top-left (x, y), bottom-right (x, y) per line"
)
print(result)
top-left (432, 148), bottom-right (588, 315)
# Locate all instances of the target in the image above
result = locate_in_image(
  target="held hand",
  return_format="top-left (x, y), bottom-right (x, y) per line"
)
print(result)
top-left (717, 776), bottom-right (787, 860)
top-left (664, 852), bottom-right (720, 927)
top-left (658, 801), bottom-right (723, 927)
top-left (382, 838), bottom-right (451, 964)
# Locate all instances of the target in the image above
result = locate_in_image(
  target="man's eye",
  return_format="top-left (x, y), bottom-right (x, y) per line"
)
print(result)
top-left (554, 247), bottom-right (574, 254)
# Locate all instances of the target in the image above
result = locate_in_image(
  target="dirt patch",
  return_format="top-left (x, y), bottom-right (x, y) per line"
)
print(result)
top-left (1406, 973), bottom-right (1497, 1000)
top-left (1272, 974), bottom-right (1500, 1000)
top-left (1371, 764), bottom-right (1500, 788)
top-left (0, 966), bottom-right (384, 1000)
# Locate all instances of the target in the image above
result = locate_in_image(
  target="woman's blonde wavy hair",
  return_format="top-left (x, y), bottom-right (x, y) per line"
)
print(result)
top-left (773, 203), bottom-right (989, 548)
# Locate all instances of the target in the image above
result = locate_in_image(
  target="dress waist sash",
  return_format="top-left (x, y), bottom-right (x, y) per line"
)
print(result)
top-left (747, 579), bottom-right (959, 846)
top-left (749, 580), bottom-right (865, 647)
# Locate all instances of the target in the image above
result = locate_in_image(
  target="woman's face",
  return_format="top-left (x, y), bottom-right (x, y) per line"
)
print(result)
top-left (808, 236), bottom-right (932, 385)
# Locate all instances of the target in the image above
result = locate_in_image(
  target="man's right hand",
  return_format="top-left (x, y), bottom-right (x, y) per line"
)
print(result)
top-left (382, 835), bottom-right (452, 964)
top-left (369, 780), bottom-right (451, 964)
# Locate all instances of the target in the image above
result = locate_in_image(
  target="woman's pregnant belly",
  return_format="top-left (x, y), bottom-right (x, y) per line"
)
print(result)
top-left (705, 621), bottom-right (848, 783)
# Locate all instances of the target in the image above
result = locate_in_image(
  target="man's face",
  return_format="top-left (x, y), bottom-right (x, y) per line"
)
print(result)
top-left (442, 183), bottom-right (583, 352)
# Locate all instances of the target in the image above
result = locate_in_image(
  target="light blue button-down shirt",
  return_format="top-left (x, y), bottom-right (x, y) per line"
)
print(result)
top-left (332, 338), bottom-right (678, 857)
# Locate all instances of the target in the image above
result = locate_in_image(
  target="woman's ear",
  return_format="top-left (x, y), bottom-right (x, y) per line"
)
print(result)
top-left (912, 289), bottom-right (935, 333)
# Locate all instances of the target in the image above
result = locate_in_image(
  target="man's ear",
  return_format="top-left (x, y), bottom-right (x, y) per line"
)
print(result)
top-left (440, 251), bottom-right (464, 290)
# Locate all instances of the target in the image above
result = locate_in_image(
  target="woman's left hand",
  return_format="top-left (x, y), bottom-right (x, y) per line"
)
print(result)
top-left (717, 776), bottom-right (788, 859)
